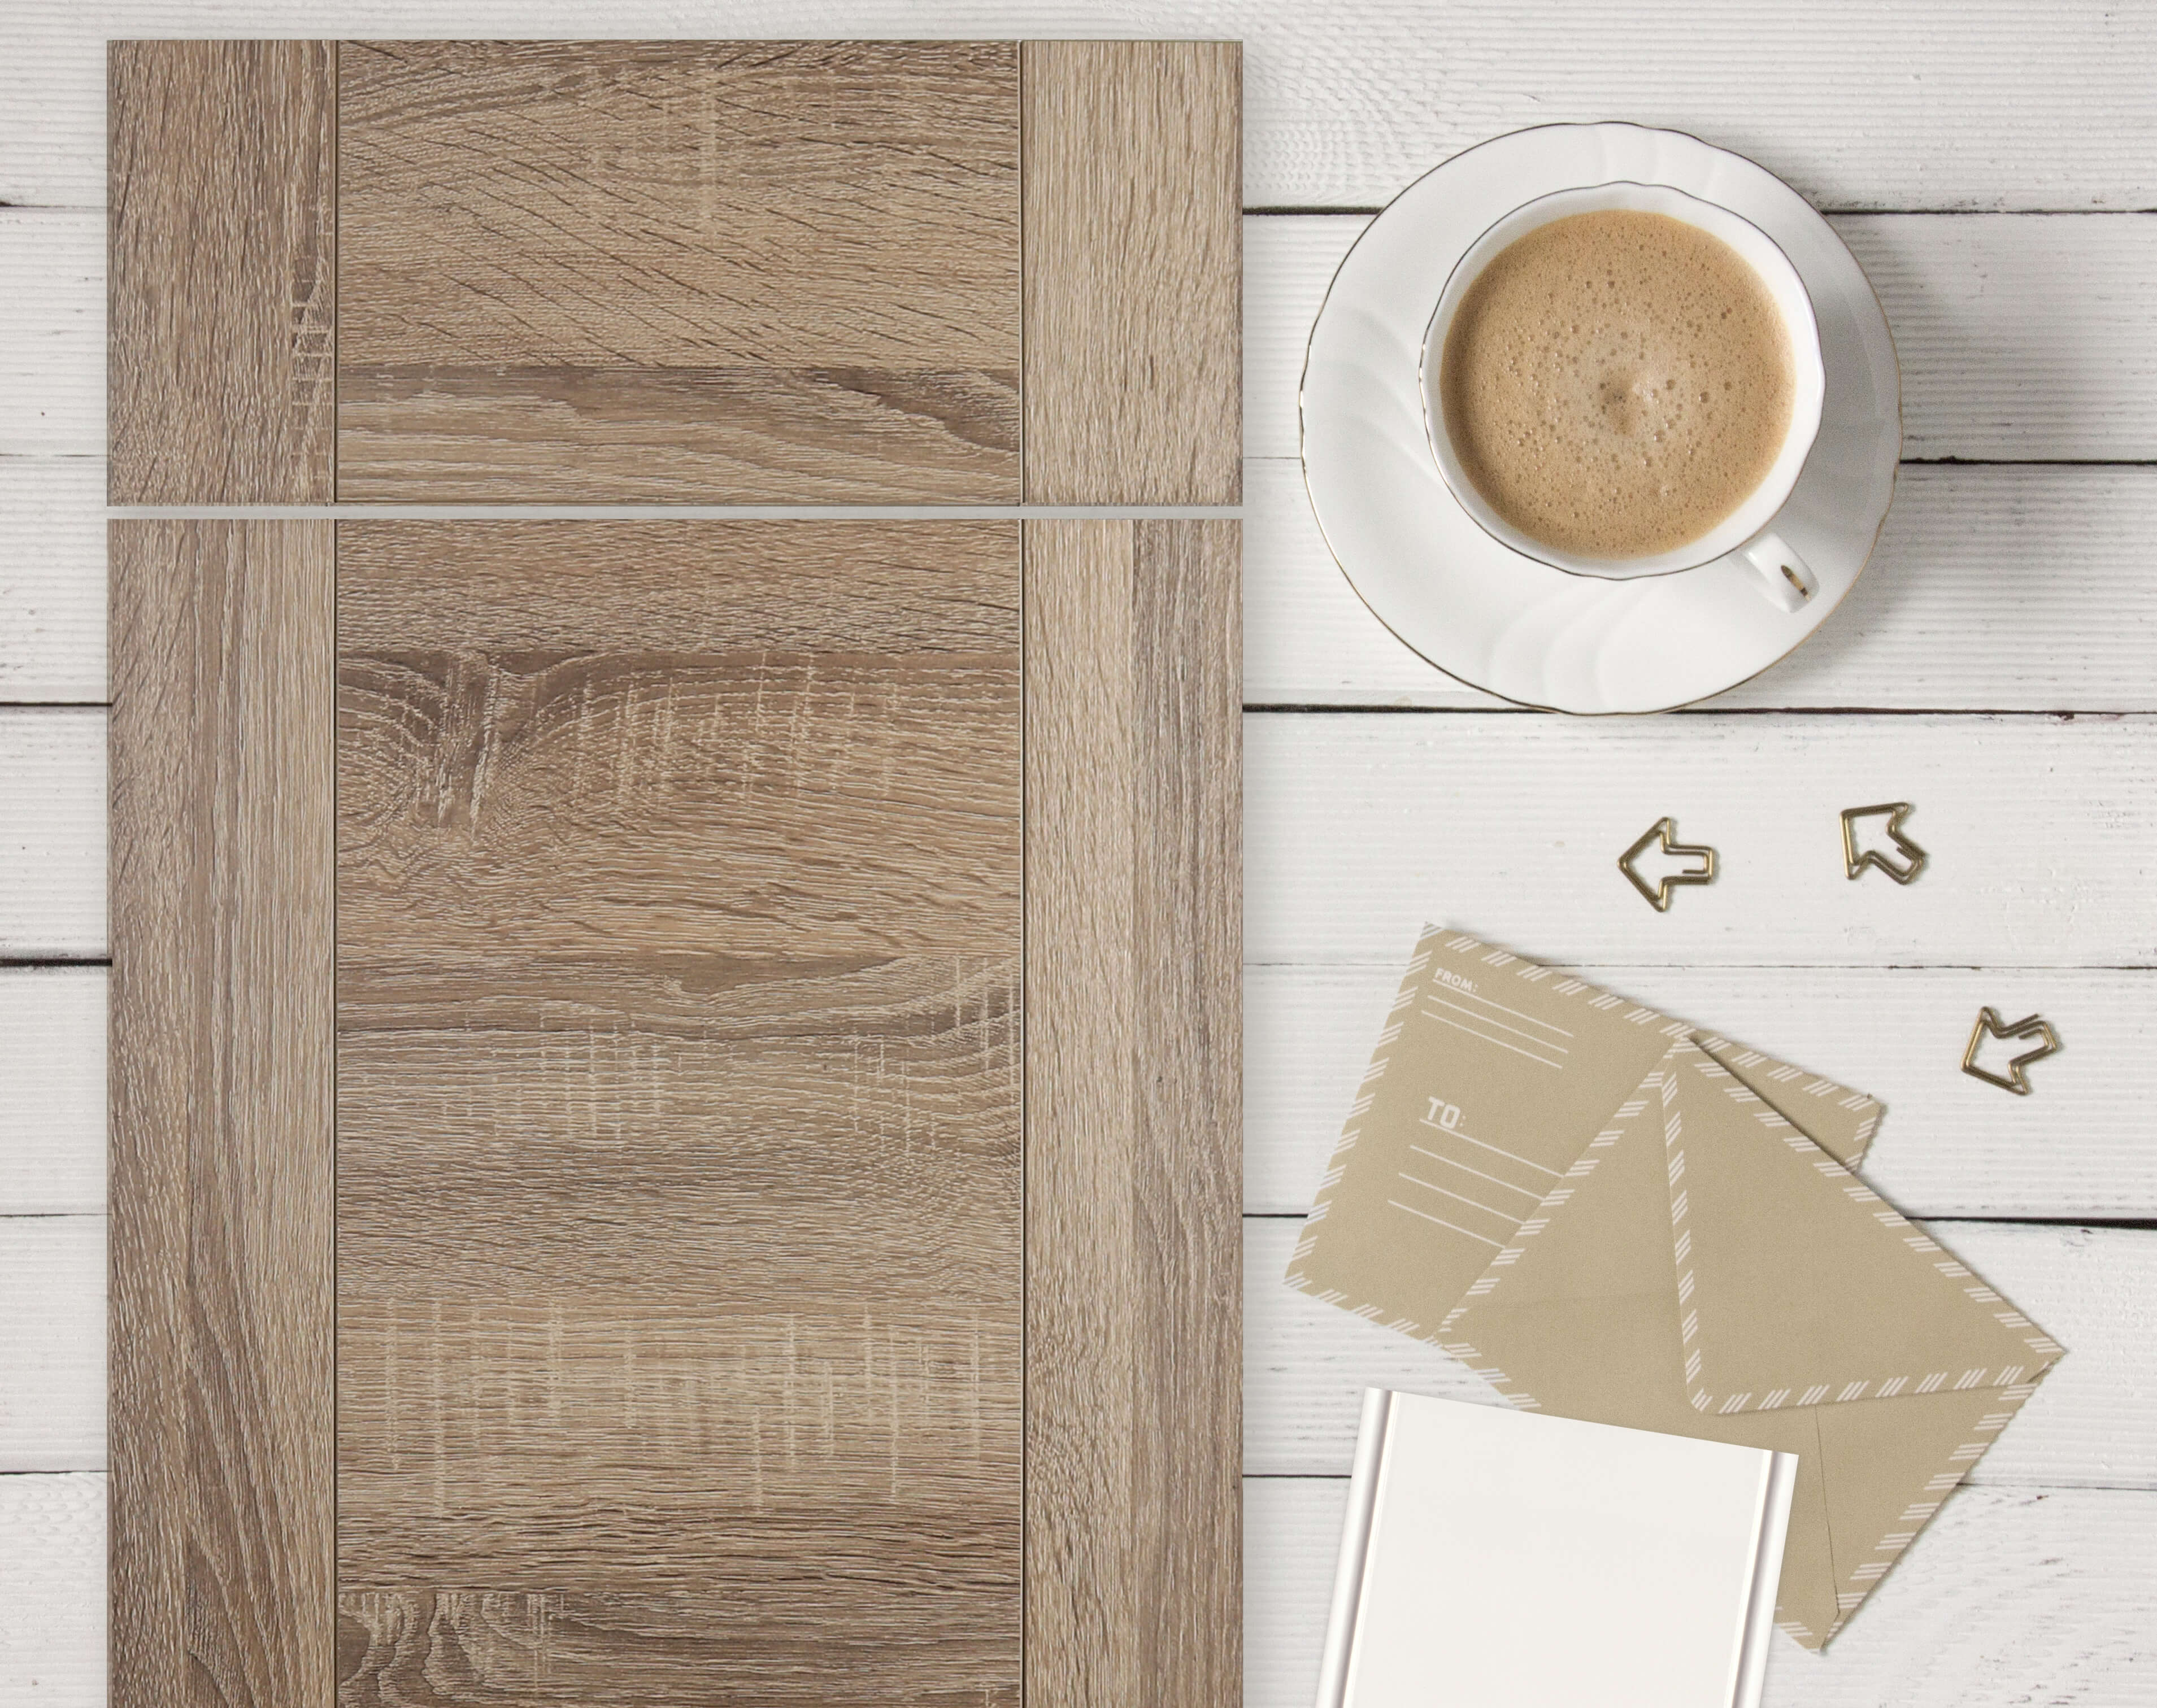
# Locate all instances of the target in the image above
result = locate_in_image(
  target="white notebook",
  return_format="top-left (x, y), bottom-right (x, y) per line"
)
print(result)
top-left (1317, 1391), bottom-right (1796, 1708)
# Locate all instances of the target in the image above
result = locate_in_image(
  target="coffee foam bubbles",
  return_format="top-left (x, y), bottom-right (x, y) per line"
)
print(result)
top-left (1439, 210), bottom-right (1794, 560)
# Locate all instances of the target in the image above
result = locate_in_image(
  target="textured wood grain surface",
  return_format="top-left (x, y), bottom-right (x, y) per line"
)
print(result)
top-left (336, 520), bottom-right (1024, 1698)
top-left (38, 9), bottom-right (2157, 1707)
top-left (107, 43), bottom-right (334, 503)
top-left (336, 521), bottom-right (1022, 962)
top-left (1024, 519), bottom-right (1242, 1708)
top-left (36, 210), bottom-right (2157, 704)
top-left (11, 1469), bottom-right (2157, 1708)
top-left (1021, 41), bottom-right (1242, 504)
top-left (29, 708), bottom-right (2157, 981)
top-left (335, 40), bottom-right (1021, 502)
top-left (11, 955), bottom-right (2157, 1232)
top-left (108, 521), bottom-right (335, 1708)
top-left (19, 1217), bottom-right (2157, 1492)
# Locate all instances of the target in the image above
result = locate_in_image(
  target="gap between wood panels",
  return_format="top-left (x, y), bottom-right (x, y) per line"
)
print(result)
top-left (104, 505), bottom-right (1248, 521)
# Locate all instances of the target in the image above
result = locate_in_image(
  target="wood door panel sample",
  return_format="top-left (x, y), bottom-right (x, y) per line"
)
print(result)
top-left (109, 38), bottom-right (1240, 506)
top-left (108, 42), bottom-right (336, 503)
top-left (1023, 520), bottom-right (1243, 1707)
top-left (336, 41), bottom-right (1023, 502)
top-left (1021, 42), bottom-right (1243, 505)
top-left (109, 521), bottom-right (337, 1708)
top-left (335, 520), bottom-right (1023, 1700)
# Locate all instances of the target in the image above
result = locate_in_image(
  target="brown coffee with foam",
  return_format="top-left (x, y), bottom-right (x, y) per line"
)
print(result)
top-left (1438, 210), bottom-right (1794, 560)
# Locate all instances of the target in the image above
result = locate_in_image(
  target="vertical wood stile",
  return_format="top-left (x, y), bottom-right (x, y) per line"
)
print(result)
top-left (1024, 518), bottom-right (1243, 1707)
top-left (107, 42), bottom-right (337, 505)
top-left (1021, 41), bottom-right (1243, 505)
top-left (109, 521), bottom-right (337, 1707)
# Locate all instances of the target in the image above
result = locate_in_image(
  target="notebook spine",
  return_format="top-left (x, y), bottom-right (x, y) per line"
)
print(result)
top-left (1731, 1449), bottom-right (1799, 1708)
top-left (1314, 1387), bottom-right (1394, 1708)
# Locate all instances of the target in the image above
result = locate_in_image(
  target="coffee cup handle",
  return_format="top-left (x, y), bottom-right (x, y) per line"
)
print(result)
top-left (1738, 530), bottom-right (1819, 613)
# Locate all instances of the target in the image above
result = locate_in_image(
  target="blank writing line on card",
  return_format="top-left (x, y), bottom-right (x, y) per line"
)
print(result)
top-left (1388, 1199), bottom-right (1505, 1247)
top-left (1442, 986), bottom-right (1574, 1039)
top-left (1425, 995), bottom-right (1572, 1055)
top-left (1432, 992), bottom-right (1570, 1048)
top-left (1421, 1004), bottom-right (1567, 1070)
top-left (1416, 1118), bottom-right (1564, 1179)
top-left (1407, 1143), bottom-right (1545, 1201)
top-left (1395, 1172), bottom-right (1517, 1226)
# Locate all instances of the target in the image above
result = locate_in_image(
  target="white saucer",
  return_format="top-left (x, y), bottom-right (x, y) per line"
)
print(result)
top-left (1299, 124), bottom-right (1901, 714)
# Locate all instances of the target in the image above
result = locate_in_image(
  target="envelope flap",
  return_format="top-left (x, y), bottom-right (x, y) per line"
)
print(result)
top-left (1658, 1041), bottom-right (2064, 1415)
top-left (1693, 1033), bottom-right (1881, 1170)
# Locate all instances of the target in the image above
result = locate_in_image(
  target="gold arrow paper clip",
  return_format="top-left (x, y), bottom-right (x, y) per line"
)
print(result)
top-left (1961, 1008), bottom-right (2062, 1096)
top-left (1619, 817), bottom-right (1717, 913)
top-left (1841, 801), bottom-right (1927, 883)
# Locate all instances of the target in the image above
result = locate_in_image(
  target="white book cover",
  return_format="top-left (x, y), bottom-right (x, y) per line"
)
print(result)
top-left (1317, 1390), bottom-right (1797, 1708)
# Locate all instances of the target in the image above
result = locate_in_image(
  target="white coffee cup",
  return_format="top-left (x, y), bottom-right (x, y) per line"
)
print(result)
top-left (1420, 182), bottom-right (1827, 612)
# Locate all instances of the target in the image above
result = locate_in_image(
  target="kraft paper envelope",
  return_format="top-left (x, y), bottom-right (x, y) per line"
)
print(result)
top-left (1288, 926), bottom-right (2064, 1647)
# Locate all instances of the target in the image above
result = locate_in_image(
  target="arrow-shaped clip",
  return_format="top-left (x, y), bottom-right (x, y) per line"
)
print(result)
top-left (1841, 801), bottom-right (1927, 884)
top-left (1619, 817), bottom-right (1717, 913)
top-left (1961, 1007), bottom-right (2062, 1096)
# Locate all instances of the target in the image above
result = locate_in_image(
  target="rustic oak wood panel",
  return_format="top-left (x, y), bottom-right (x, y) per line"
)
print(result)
top-left (13, 1471), bottom-right (2157, 1708)
top-left (336, 520), bottom-right (1023, 1700)
top-left (108, 521), bottom-right (335, 1708)
top-left (19, 1215), bottom-right (2157, 1494)
top-left (334, 40), bottom-right (1021, 503)
top-left (1021, 41), bottom-right (1242, 504)
top-left (336, 521), bottom-right (1022, 962)
top-left (1024, 518), bottom-right (1242, 1708)
top-left (43, 708), bottom-right (2157, 973)
top-left (107, 43), bottom-right (334, 503)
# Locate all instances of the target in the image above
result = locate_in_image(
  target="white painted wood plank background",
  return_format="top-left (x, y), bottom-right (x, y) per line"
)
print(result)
top-left (10, 212), bottom-right (2157, 704)
top-left (1245, 214), bottom-right (2157, 463)
top-left (14, 711), bottom-right (2156, 965)
top-left (0, 970), bottom-right (102, 1214)
top-left (1245, 716), bottom-right (2157, 968)
top-left (2, 2), bottom-right (2150, 1703)
top-left (7, 957), bottom-right (2145, 1226)
top-left (1246, 460), bottom-right (2157, 710)
top-left (19, 210), bottom-right (2149, 467)
top-left (10, 1214), bottom-right (2153, 1490)
top-left (3, 0), bottom-right (2154, 211)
